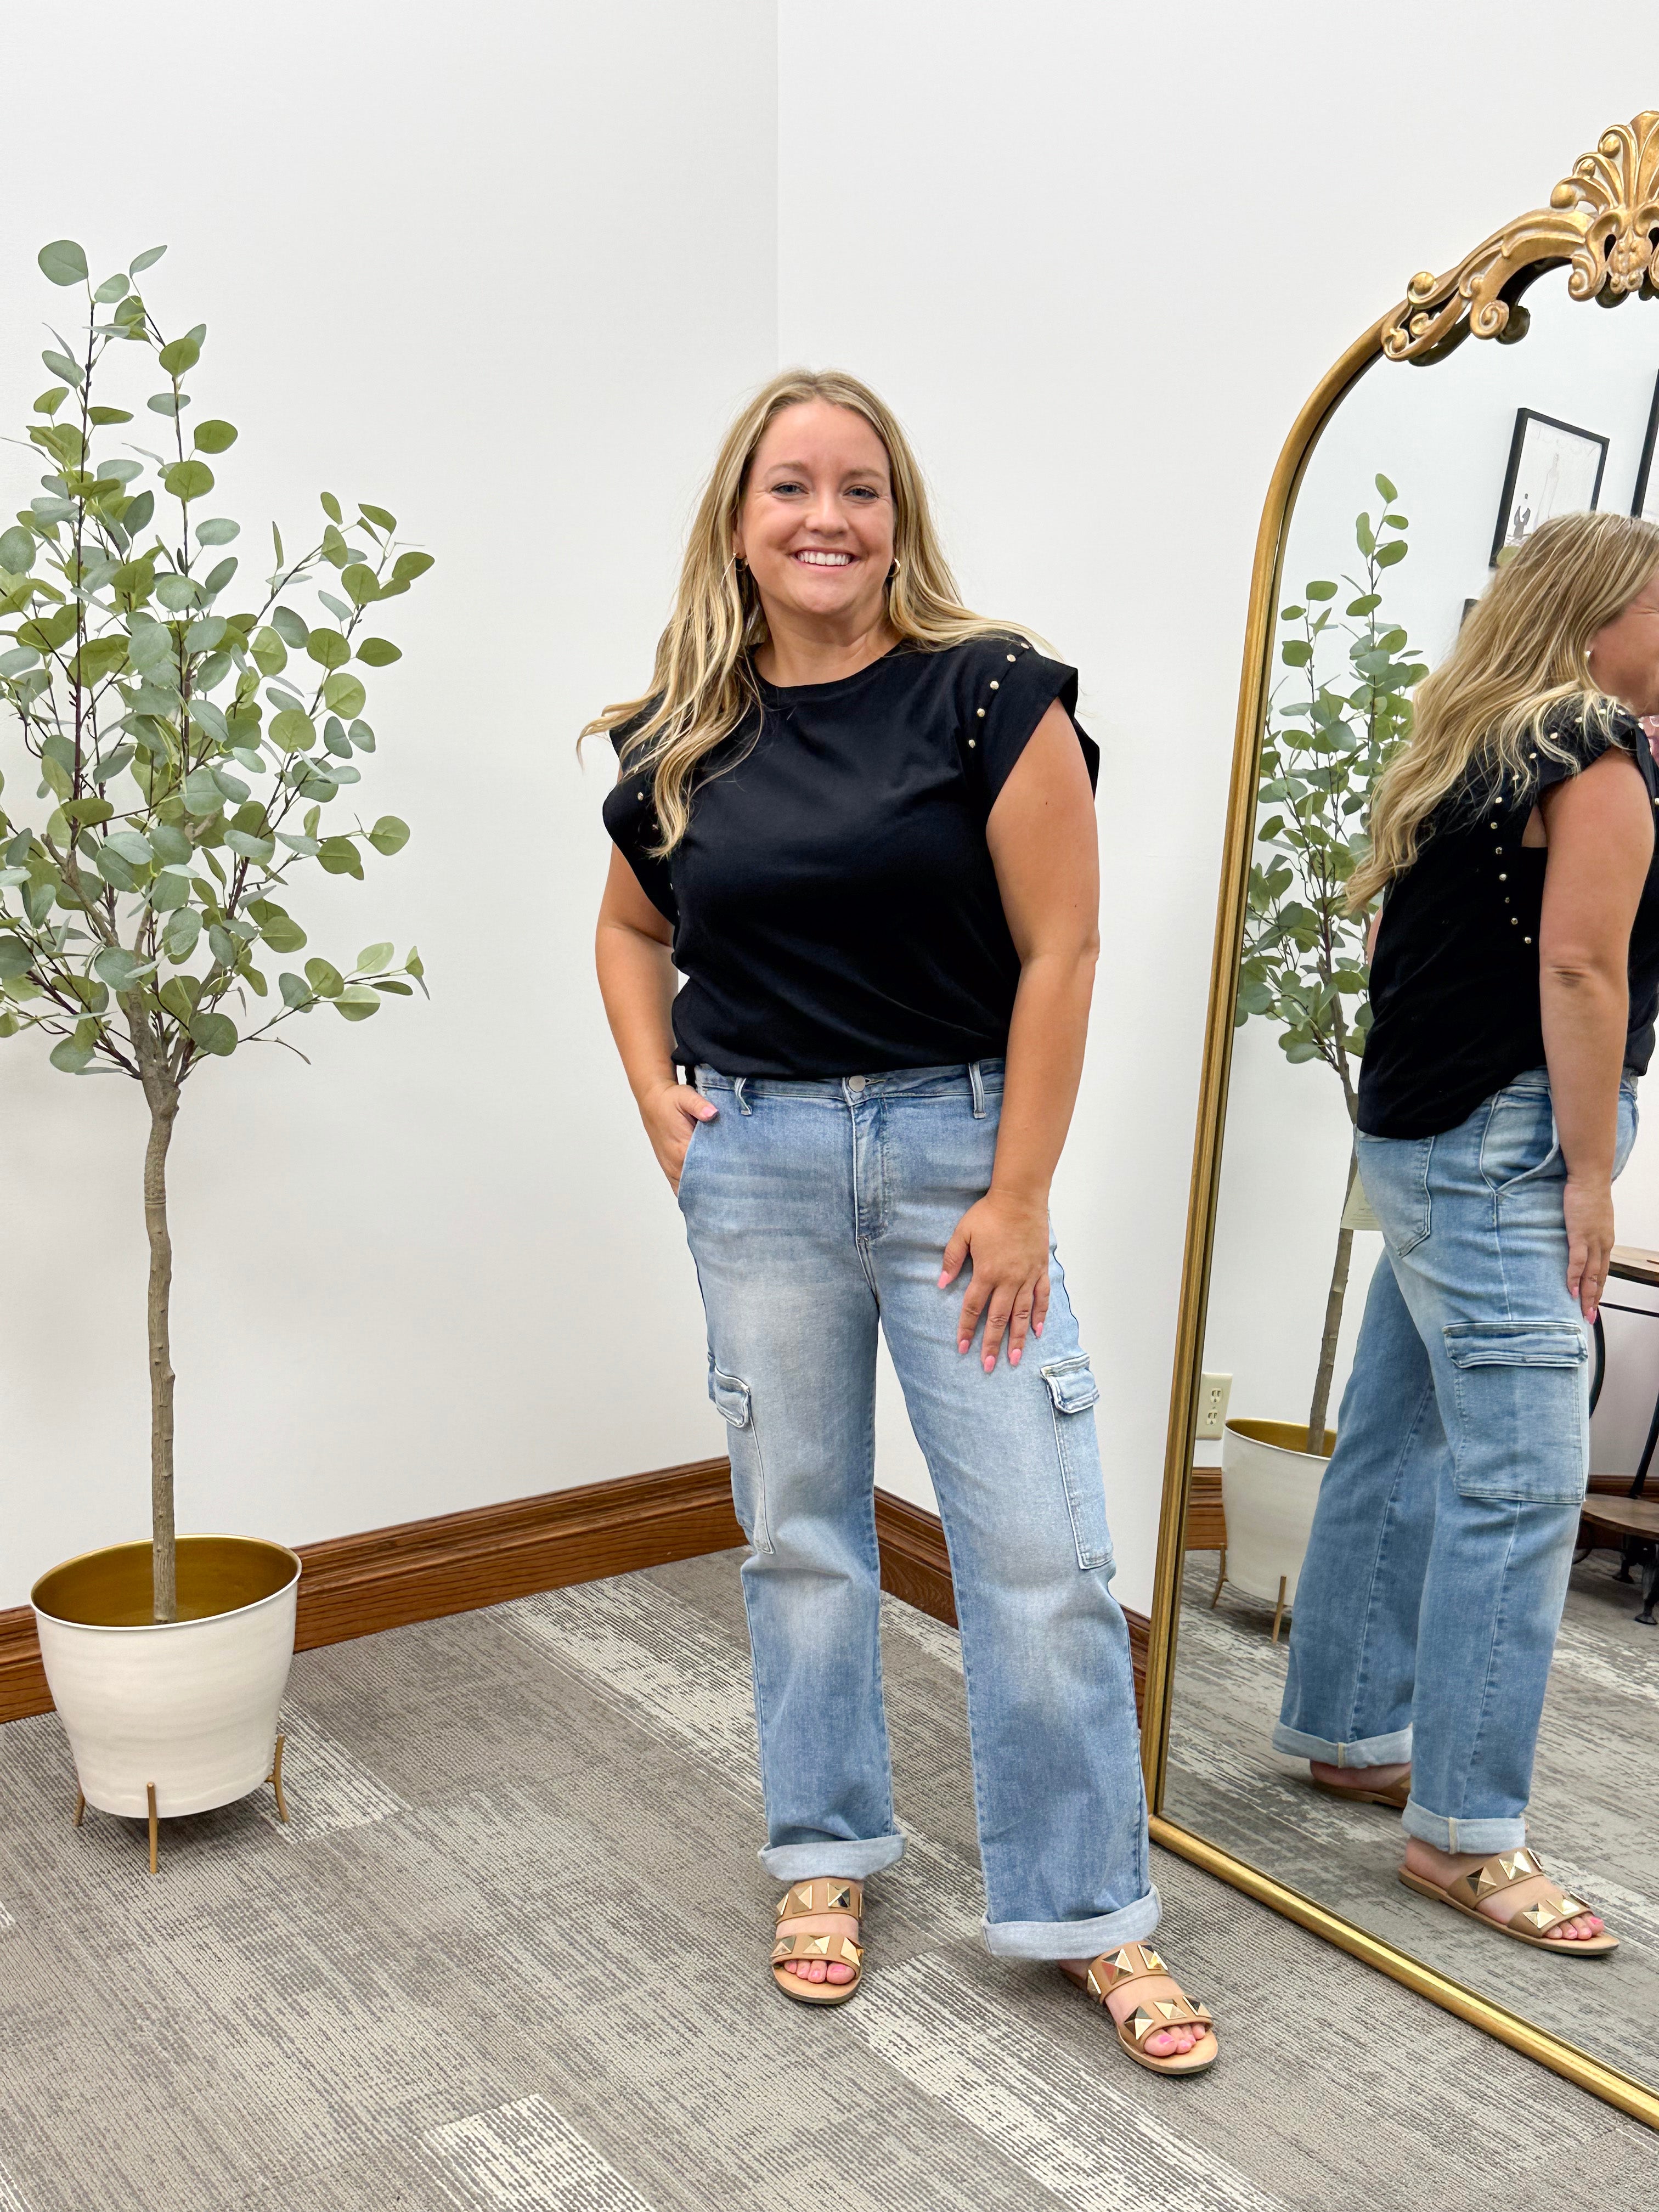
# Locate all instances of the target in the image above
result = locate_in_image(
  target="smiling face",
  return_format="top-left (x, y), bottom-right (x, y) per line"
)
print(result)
top-left (732, 400), bottom-right (897, 642)
top-left (1589, 570), bottom-right (1659, 719)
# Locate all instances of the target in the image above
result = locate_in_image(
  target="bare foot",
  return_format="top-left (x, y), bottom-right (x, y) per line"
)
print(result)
top-left (1310, 1759), bottom-right (1409, 1797)
top-left (1058, 1947), bottom-right (1215, 2058)
top-left (1403, 1838), bottom-right (1606, 1943)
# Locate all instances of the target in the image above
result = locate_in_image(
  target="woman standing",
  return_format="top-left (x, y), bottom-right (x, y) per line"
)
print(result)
top-left (590, 370), bottom-right (1216, 2073)
top-left (1277, 512), bottom-right (1659, 1954)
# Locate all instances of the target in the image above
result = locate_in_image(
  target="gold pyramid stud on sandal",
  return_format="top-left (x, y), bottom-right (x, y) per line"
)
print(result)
top-left (770, 1877), bottom-right (866, 2007)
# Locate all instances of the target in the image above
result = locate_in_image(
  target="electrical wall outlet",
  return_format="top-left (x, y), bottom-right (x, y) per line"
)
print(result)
top-left (1195, 1371), bottom-right (1232, 1441)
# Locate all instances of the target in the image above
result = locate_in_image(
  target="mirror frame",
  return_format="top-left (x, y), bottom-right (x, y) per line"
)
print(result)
top-left (1141, 111), bottom-right (1659, 2131)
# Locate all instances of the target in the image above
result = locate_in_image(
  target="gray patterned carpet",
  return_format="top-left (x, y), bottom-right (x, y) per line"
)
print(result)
top-left (1165, 1545), bottom-right (1659, 2089)
top-left (0, 1549), bottom-right (1654, 2211)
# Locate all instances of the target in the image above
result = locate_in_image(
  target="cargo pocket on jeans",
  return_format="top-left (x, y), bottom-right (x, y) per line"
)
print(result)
top-left (1041, 1353), bottom-right (1114, 1572)
top-left (1443, 1322), bottom-right (1589, 1504)
top-left (709, 1365), bottom-right (774, 1554)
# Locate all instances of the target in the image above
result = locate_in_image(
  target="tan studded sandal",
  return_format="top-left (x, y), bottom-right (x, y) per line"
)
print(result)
top-left (1399, 1847), bottom-right (1618, 1954)
top-left (770, 1877), bottom-right (865, 2006)
top-left (1060, 1941), bottom-right (1218, 2076)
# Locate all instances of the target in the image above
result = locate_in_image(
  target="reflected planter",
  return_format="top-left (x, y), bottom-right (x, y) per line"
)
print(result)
top-left (1215, 1419), bottom-right (1334, 1642)
top-left (31, 1536), bottom-right (300, 1819)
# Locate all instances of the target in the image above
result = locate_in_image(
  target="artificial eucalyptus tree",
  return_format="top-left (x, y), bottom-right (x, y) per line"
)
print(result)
top-left (0, 240), bottom-right (431, 1621)
top-left (1236, 477), bottom-right (1426, 1448)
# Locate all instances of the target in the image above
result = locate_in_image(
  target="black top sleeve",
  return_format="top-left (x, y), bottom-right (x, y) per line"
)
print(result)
top-left (1532, 697), bottom-right (1644, 793)
top-left (958, 636), bottom-right (1098, 810)
top-left (601, 708), bottom-right (678, 925)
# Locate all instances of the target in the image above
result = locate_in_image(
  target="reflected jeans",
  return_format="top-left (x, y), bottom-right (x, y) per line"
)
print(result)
top-left (1274, 1069), bottom-right (1638, 1852)
top-left (678, 1059), bottom-right (1156, 1958)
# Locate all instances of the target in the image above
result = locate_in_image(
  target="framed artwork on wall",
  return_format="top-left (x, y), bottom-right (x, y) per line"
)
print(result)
top-left (1489, 406), bottom-right (1609, 566)
top-left (1632, 371), bottom-right (1659, 521)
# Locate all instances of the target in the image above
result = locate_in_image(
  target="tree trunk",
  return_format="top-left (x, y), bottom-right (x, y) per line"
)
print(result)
top-left (143, 1084), bottom-right (180, 1623)
top-left (1307, 1146), bottom-right (1359, 1452)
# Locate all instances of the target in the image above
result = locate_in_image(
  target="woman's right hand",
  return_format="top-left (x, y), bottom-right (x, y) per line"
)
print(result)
top-left (1564, 1172), bottom-right (1616, 1322)
top-left (640, 1078), bottom-right (717, 1192)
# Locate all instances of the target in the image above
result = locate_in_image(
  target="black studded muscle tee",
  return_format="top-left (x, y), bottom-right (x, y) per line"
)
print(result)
top-left (1358, 698), bottom-right (1659, 1139)
top-left (601, 635), bottom-right (1097, 1079)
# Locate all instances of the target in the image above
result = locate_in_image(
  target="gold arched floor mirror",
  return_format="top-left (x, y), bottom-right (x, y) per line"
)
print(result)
top-left (1144, 112), bottom-right (1659, 2129)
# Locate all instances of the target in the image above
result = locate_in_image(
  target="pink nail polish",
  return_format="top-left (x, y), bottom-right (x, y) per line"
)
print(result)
top-left (983, 1356), bottom-right (994, 1373)
top-left (1010, 1349), bottom-right (1021, 1365)
top-left (938, 1272), bottom-right (950, 1289)
top-left (958, 1340), bottom-right (969, 1354)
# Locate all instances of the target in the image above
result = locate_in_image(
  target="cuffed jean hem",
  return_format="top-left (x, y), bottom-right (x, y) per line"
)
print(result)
top-left (1272, 1720), bottom-right (1414, 1768)
top-left (981, 1884), bottom-right (1161, 1961)
top-left (1400, 1802), bottom-right (1527, 1853)
top-left (758, 1833), bottom-right (906, 1882)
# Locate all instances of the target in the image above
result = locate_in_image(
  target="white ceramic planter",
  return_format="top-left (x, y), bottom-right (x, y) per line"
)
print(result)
top-left (31, 1536), bottom-right (301, 1819)
top-left (1216, 1418), bottom-right (1334, 1634)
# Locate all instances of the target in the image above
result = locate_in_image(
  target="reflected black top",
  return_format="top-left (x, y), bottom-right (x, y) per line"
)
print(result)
top-left (1358, 699), bottom-right (1659, 1138)
top-left (602, 636), bottom-right (1096, 1077)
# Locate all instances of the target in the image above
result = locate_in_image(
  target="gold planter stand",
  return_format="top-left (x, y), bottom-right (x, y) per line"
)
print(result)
top-left (71, 1732), bottom-right (291, 1875)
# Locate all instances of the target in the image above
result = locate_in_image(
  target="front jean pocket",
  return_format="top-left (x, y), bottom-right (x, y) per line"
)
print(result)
top-left (1479, 1084), bottom-right (1559, 1195)
top-left (1443, 1321), bottom-right (1589, 1503)
top-left (1041, 1353), bottom-right (1114, 1572)
top-left (709, 1365), bottom-right (774, 1554)
top-left (1355, 1131), bottom-right (1434, 1256)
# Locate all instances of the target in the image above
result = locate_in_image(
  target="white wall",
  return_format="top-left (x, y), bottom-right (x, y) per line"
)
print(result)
top-left (7, 1), bottom-right (1658, 1616)
top-left (0, 0), bottom-right (777, 1607)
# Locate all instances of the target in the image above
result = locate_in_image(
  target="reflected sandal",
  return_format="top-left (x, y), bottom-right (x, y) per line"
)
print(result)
top-left (1308, 1770), bottom-right (1410, 1810)
top-left (1399, 1848), bottom-right (1618, 1954)
top-left (1062, 1941), bottom-right (1218, 2076)
top-left (770, 1877), bottom-right (865, 2006)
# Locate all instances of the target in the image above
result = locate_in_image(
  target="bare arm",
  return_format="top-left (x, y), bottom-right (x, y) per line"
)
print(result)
top-left (595, 844), bottom-right (714, 1189)
top-left (939, 700), bottom-right (1101, 1368)
top-left (1537, 746), bottom-right (1652, 1318)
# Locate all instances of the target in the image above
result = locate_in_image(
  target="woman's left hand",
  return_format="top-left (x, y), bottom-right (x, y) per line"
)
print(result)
top-left (939, 1191), bottom-right (1051, 1370)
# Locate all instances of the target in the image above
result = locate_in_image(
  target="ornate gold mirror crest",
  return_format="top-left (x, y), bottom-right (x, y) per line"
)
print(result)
top-left (1142, 110), bottom-right (1659, 2132)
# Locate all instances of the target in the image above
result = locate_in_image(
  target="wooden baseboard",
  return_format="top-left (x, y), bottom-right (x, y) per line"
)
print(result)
top-left (2, 1463), bottom-right (1148, 1725)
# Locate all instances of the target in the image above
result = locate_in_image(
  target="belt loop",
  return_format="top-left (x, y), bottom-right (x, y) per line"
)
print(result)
top-left (733, 1075), bottom-right (752, 1116)
top-left (968, 1060), bottom-right (986, 1119)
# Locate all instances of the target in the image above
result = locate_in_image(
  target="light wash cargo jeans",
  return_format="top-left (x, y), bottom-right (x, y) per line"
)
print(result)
top-left (677, 1058), bottom-right (1156, 1959)
top-left (1275, 1069), bottom-right (1638, 1852)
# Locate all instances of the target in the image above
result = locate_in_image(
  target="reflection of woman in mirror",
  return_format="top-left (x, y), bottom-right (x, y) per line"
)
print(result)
top-left (1275, 512), bottom-right (1659, 1955)
top-left (589, 373), bottom-right (1217, 2072)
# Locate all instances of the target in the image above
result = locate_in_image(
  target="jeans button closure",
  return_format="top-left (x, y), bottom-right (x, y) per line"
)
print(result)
top-left (848, 1074), bottom-right (866, 1093)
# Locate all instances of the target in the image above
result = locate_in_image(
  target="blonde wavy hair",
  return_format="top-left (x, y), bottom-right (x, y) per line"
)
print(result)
top-left (1348, 510), bottom-right (1659, 909)
top-left (582, 368), bottom-right (1036, 854)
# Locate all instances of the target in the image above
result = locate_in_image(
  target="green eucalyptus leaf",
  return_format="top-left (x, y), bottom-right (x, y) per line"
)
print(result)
top-left (195, 517), bottom-right (239, 547)
top-left (93, 946), bottom-right (154, 991)
top-left (320, 492), bottom-right (343, 523)
top-left (89, 405), bottom-right (134, 426)
top-left (49, 1035), bottom-right (95, 1074)
top-left (359, 503), bottom-right (396, 532)
top-left (129, 245), bottom-right (167, 275)
top-left (0, 526), bottom-right (35, 573)
top-left (348, 719), bottom-right (375, 753)
top-left (38, 240), bottom-right (89, 287)
top-left (158, 336), bottom-right (201, 376)
top-left (202, 556), bottom-right (238, 596)
top-left (322, 670), bottom-right (366, 718)
top-left (223, 828), bottom-right (275, 862)
top-left (371, 977), bottom-right (413, 995)
top-left (317, 836), bottom-right (364, 879)
top-left (0, 939), bottom-right (33, 980)
top-left (193, 419), bottom-right (238, 454)
top-left (356, 941), bottom-right (393, 973)
top-left (162, 907), bottom-right (201, 961)
top-left (391, 549), bottom-right (434, 585)
top-left (270, 606), bottom-right (309, 648)
top-left (368, 815), bottom-right (409, 856)
top-left (278, 969), bottom-right (313, 1009)
top-left (305, 627), bottom-right (351, 670)
top-left (163, 459), bottom-right (214, 502)
top-left (189, 1009), bottom-right (237, 1056)
top-left (251, 626), bottom-right (287, 675)
top-left (93, 272), bottom-right (129, 304)
top-left (41, 349), bottom-right (83, 386)
top-left (122, 489), bottom-right (155, 536)
top-left (356, 637), bottom-right (401, 667)
top-left (334, 987), bottom-right (380, 1021)
top-left (269, 708), bottom-right (315, 753)
top-left (304, 956), bottom-right (344, 998)
top-left (340, 563), bottom-right (379, 607)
